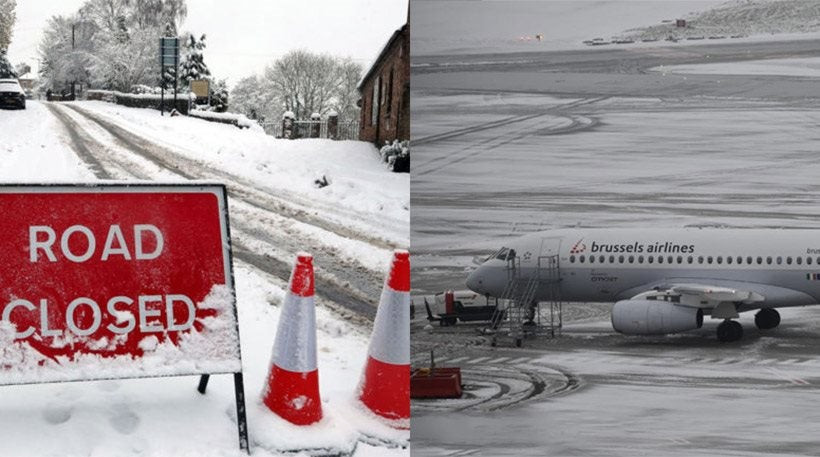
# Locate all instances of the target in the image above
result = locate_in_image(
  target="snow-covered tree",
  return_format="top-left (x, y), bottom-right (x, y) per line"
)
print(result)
top-left (0, 51), bottom-right (16, 78)
top-left (230, 50), bottom-right (363, 121)
top-left (0, 0), bottom-right (16, 52)
top-left (178, 33), bottom-right (209, 87)
top-left (38, 0), bottom-right (188, 92)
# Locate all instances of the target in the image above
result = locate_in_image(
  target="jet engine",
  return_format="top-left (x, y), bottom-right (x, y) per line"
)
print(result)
top-left (611, 299), bottom-right (703, 335)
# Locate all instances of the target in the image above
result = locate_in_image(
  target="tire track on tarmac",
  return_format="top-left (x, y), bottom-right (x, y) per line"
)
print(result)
top-left (413, 98), bottom-right (606, 177)
top-left (47, 103), bottom-right (377, 321)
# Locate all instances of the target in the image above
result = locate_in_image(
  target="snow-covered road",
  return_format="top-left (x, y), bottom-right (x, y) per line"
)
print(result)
top-left (0, 100), bottom-right (409, 456)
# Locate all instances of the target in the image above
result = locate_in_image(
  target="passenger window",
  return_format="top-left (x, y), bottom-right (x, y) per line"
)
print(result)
top-left (628, 255), bottom-right (635, 263)
top-left (609, 255), bottom-right (615, 263)
top-left (589, 255), bottom-right (595, 264)
top-left (766, 256), bottom-right (772, 264)
top-left (570, 255), bottom-right (576, 263)
top-left (677, 256), bottom-right (683, 264)
top-left (757, 257), bottom-right (763, 264)
top-left (658, 256), bottom-right (664, 264)
top-left (746, 256), bottom-right (752, 264)
top-left (737, 256), bottom-right (742, 264)
top-left (599, 255), bottom-right (605, 263)
top-left (648, 256), bottom-right (654, 264)
top-left (638, 255), bottom-right (644, 263)
top-left (777, 256), bottom-right (782, 265)
top-left (816, 256), bottom-right (820, 264)
top-left (698, 256), bottom-right (704, 264)
top-left (580, 255), bottom-right (585, 263)
top-left (809, 257), bottom-right (813, 265)
top-left (618, 255), bottom-right (625, 263)
top-left (727, 256), bottom-right (732, 264)
top-left (707, 256), bottom-right (713, 264)
top-left (797, 257), bottom-right (803, 265)
top-left (667, 255), bottom-right (673, 264)
top-left (687, 256), bottom-right (693, 264)
top-left (787, 257), bottom-right (793, 265)
top-left (717, 256), bottom-right (723, 264)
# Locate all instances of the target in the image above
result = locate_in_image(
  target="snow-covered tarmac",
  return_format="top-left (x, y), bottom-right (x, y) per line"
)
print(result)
top-left (411, 31), bottom-right (820, 457)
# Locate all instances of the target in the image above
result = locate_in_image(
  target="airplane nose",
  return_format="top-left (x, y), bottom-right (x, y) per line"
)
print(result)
top-left (466, 268), bottom-right (484, 293)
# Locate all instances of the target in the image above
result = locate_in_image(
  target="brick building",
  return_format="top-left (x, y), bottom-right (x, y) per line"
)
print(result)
top-left (358, 23), bottom-right (410, 145)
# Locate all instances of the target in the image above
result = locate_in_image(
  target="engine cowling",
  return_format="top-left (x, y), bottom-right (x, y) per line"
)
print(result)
top-left (611, 299), bottom-right (703, 335)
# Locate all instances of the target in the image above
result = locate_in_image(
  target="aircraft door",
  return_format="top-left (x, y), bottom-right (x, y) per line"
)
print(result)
top-left (538, 237), bottom-right (562, 271)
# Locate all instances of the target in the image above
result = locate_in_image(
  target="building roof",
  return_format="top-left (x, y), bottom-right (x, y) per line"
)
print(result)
top-left (357, 23), bottom-right (408, 91)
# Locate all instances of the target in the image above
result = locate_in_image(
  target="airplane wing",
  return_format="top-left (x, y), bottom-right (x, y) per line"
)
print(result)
top-left (618, 278), bottom-right (816, 311)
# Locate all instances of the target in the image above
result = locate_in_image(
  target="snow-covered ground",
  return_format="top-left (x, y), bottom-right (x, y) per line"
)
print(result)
top-left (412, 0), bottom-right (820, 57)
top-left (0, 101), bottom-right (409, 456)
top-left (653, 56), bottom-right (820, 77)
top-left (0, 102), bottom-right (94, 181)
top-left (70, 101), bottom-right (408, 248)
top-left (412, 0), bottom-right (725, 56)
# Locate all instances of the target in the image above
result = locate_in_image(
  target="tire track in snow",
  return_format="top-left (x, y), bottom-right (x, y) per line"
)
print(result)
top-left (46, 102), bottom-right (377, 322)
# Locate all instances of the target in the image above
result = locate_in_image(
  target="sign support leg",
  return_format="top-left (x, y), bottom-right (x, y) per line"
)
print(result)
top-left (234, 372), bottom-right (250, 453)
top-left (197, 374), bottom-right (210, 394)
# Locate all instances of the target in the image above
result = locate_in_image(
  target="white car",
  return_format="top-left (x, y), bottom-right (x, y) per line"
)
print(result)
top-left (0, 79), bottom-right (26, 109)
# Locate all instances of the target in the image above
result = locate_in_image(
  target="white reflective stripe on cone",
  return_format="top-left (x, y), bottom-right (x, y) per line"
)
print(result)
top-left (271, 293), bottom-right (318, 372)
top-left (367, 287), bottom-right (410, 365)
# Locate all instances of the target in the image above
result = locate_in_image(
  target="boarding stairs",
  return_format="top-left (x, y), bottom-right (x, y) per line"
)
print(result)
top-left (488, 255), bottom-right (562, 347)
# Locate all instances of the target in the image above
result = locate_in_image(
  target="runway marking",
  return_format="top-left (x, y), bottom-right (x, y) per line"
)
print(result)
top-left (766, 367), bottom-right (811, 386)
top-left (446, 356), bottom-right (469, 364)
top-left (445, 449), bottom-right (480, 456)
top-left (486, 357), bottom-right (510, 364)
top-left (469, 357), bottom-right (491, 364)
top-left (509, 357), bottom-right (532, 364)
top-left (668, 437), bottom-right (692, 445)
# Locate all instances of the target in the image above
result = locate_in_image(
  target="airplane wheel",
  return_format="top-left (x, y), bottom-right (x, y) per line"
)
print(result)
top-left (717, 320), bottom-right (743, 343)
top-left (755, 308), bottom-right (780, 330)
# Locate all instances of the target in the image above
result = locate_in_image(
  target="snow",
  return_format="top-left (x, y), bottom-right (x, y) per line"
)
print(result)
top-left (412, 0), bottom-right (727, 56)
top-left (70, 101), bottom-right (408, 249)
top-left (0, 102), bottom-right (94, 181)
top-left (188, 109), bottom-right (260, 130)
top-left (653, 57), bottom-right (820, 78)
top-left (413, 0), bottom-right (820, 58)
top-left (0, 101), bottom-right (408, 456)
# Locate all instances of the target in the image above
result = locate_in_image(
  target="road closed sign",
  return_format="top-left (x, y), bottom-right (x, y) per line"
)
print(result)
top-left (0, 184), bottom-right (242, 385)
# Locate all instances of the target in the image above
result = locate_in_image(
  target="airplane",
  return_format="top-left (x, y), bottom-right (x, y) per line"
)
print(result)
top-left (465, 228), bottom-right (820, 342)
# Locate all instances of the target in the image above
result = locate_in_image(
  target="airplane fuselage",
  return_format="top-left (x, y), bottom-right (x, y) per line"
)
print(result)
top-left (467, 228), bottom-right (820, 311)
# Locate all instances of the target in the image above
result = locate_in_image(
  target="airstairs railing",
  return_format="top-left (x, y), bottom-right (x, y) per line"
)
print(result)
top-left (487, 255), bottom-right (562, 347)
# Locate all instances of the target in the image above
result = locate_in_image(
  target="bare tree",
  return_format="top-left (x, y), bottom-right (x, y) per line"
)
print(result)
top-left (253, 50), bottom-right (363, 120)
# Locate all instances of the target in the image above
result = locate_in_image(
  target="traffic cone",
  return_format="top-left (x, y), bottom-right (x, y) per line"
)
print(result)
top-left (262, 253), bottom-right (322, 425)
top-left (358, 250), bottom-right (411, 425)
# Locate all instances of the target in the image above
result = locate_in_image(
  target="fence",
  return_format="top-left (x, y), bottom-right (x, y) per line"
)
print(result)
top-left (261, 119), bottom-right (359, 140)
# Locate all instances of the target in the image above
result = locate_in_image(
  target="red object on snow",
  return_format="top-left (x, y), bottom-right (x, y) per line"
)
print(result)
top-left (261, 253), bottom-right (323, 425)
top-left (444, 289), bottom-right (455, 314)
top-left (358, 250), bottom-right (411, 426)
top-left (410, 368), bottom-right (463, 399)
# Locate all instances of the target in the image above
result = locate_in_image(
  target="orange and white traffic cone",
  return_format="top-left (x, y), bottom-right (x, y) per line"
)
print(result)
top-left (358, 249), bottom-right (410, 425)
top-left (262, 253), bottom-right (322, 425)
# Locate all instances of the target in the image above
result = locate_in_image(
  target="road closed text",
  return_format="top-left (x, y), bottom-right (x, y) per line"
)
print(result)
top-left (1, 223), bottom-right (193, 339)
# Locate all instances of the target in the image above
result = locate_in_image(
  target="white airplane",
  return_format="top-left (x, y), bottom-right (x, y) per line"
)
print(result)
top-left (465, 228), bottom-right (820, 342)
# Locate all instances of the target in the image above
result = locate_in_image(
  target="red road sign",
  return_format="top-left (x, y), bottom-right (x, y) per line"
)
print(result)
top-left (0, 184), bottom-right (242, 385)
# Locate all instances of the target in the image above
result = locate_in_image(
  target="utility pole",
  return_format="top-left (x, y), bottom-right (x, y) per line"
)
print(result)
top-left (71, 24), bottom-right (76, 100)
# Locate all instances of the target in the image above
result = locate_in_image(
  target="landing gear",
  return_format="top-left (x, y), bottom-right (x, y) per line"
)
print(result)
top-left (716, 320), bottom-right (744, 342)
top-left (755, 308), bottom-right (780, 330)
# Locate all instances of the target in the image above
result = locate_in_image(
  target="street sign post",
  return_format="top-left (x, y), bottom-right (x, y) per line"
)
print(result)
top-left (0, 183), bottom-right (248, 452)
top-left (159, 37), bottom-right (180, 116)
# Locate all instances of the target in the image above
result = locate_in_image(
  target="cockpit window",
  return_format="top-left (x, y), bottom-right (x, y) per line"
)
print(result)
top-left (487, 247), bottom-right (509, 261)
